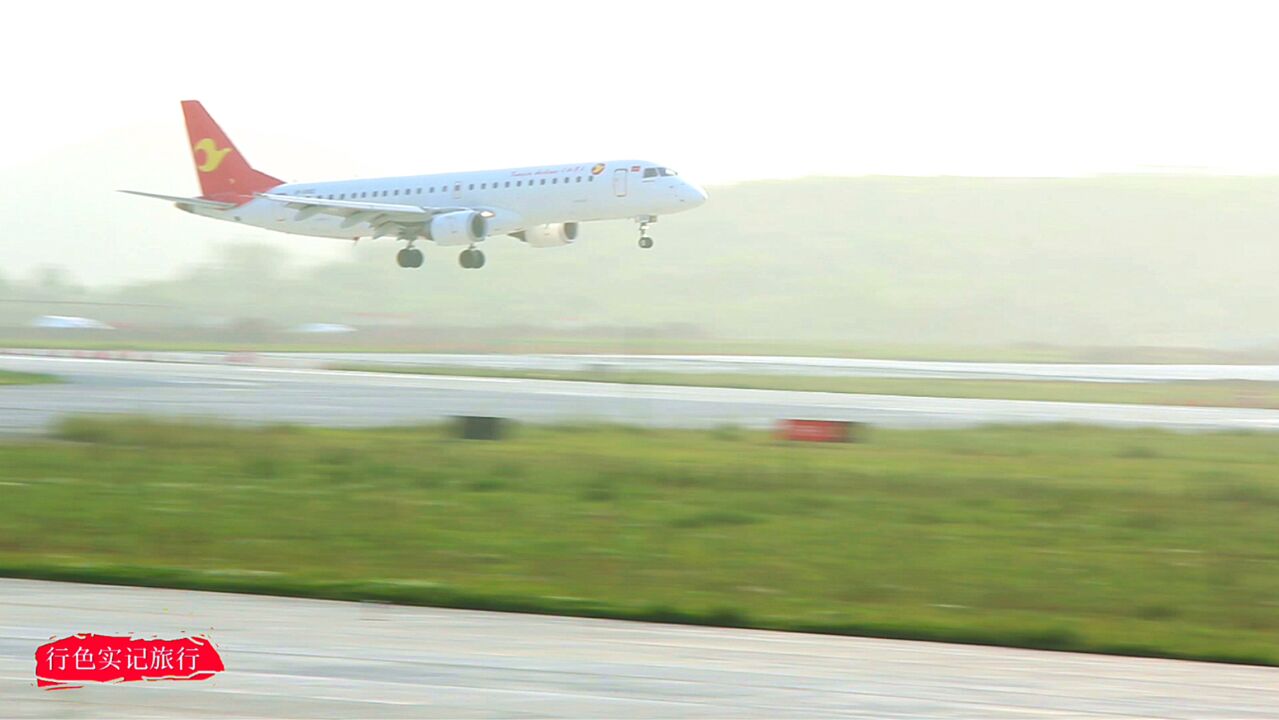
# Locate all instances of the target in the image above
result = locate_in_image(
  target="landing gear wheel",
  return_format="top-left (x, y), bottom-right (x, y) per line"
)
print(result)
top-left (637, 218), bottom-right (655, 249)
top-left (396, 248), bottom-right (424, 268)
top-left (459, 248), bottom-right (486, 269)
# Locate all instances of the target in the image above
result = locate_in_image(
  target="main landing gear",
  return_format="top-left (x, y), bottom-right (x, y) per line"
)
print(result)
top-left (396, 245), bottom-right (424, 268)
top-left (637, 216), bottom-right (656, 249)
top-left (393, 243), bottom-right (486, 270)
top-left (459, 247), bottom-right (486, 269)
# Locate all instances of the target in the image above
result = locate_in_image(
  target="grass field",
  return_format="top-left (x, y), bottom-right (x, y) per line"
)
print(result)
top-left (2, 416), bottom-right (1276, 665)
top-left (0, 370), bottom-right (57, 386)
top-left (331, 364), bottom-right (1279, 410)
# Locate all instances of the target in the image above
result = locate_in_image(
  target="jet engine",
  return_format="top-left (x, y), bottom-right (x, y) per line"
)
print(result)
top-left (518, 222), bottom-right (579, 247)
top-left (429, 211), bottom-right (488, 246)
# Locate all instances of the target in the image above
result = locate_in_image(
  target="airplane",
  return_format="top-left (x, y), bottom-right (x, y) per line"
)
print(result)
top-left (123, 101), bottom-right (708, 269)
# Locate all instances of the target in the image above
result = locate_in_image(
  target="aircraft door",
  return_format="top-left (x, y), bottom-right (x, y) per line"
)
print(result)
top-left (613, 168), bottom-right (628, 197)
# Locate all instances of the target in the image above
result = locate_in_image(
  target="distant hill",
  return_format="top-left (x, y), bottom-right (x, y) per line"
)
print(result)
top-left (5, 175), bottom-right (1279, 347)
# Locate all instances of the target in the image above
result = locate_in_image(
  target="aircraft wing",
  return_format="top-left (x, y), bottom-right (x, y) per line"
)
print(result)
top-left (256, 192), bottom-right (481, 237)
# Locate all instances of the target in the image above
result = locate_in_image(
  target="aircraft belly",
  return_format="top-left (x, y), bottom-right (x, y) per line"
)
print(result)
top-left (215, 193), bottom-right (638, 241)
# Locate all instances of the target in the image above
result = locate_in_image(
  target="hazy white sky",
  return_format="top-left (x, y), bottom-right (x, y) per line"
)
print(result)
top-left (6, 0), bottom-right (1279, 184)
top-left (5, 0), bottom-right (1279, 285)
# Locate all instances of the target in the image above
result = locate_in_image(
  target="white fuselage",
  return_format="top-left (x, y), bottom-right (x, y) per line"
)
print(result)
top-left (187, 160), bottom-right (706, 242)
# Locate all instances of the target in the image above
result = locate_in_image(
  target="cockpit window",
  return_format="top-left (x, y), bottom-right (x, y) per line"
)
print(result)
top-left (643, 168), bottom-right (659, 178)
top-left (659, 167), bottom-right (678, 176)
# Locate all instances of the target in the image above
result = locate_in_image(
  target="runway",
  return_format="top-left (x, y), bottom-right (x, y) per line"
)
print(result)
top-left (12, 348), bottom-right (1279, 382)
top-left (4, 579), bottom-right (1276, 718)
top-left (272, 351), bottom-right (1279, 383)
top-left (4, 355), bottom-right (1279, 434)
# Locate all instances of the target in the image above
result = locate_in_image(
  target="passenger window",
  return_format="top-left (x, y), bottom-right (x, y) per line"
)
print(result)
top-left (468, 184), bottom-right (474, 190)
top-left (576, 177), bottom-right (582, 183)
top-left (504, 181), bottom-right (510, 188)
top-left (339, 193), bottom-right (346, 199)
top-left (540, 179), bottom-right (546, 185)
top-left (517, 181), bottom-right (522, 187)
top-left (588, 176), bottom-right (594, 182)
top-left (552, 178), bottom-right (557, 184)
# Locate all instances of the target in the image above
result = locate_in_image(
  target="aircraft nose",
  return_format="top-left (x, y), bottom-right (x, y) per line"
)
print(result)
top-left (682, 181), bottom-right (708, 206)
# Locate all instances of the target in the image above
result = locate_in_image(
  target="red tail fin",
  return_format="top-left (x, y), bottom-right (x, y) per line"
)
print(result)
top-left (181, 100), bottom-right (283, 202)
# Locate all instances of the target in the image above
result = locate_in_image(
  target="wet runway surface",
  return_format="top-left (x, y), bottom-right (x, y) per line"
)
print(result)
top-left (11, 348), bottom-right (1279, 382)
top-left (4, 355), bottom-right (1279, 434)
top-left (271, 351), bottom-right (1279, 383)
top-left (5, 579), bottom-right (1277, 718)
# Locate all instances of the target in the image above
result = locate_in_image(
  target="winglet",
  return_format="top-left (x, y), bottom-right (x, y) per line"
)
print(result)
top-left (181, 100), bottom-right (283, 203)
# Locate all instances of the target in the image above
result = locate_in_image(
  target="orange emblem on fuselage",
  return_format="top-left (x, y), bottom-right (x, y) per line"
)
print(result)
top-left (590, 163), bottom-right (605, 175)
top-left (193, 138), bottom-right (233, 173)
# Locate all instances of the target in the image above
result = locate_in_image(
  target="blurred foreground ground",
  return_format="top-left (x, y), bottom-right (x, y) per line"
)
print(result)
top-left (2, 417), bottom-right (1276, 665)
top-left (6, 578), bottom-right (1277, 719)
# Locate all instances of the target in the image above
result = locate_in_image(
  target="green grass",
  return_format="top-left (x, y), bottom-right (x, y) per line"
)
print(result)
top-left (2, 416), bottom-right (1278, 665)
top-left (331, 364), bottom-right (1279, 410)
top-left (0, 370), bottom-right (58, 386)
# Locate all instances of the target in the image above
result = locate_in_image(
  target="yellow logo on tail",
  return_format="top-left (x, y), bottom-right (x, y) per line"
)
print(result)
top-left (193, 138), bottom-right (233, 173)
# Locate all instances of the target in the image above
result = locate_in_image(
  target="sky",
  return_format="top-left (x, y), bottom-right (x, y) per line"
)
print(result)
top-left (5, 0), bottom-right (1279, 283)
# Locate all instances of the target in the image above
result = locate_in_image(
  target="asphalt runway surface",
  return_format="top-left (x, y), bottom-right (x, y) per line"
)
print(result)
top-left (14, 348), bottom-right (1279, 382)
top-left (5, 355), bottom-right (1279, 434)
top-left (4, 579), bottom-right (1276, 719)
top-left (271, 351), bottom-right (1279, 382)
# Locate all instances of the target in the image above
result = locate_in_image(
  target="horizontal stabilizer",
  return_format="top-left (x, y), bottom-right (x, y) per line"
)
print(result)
top-left (119, 190), bottom-right (237, 210)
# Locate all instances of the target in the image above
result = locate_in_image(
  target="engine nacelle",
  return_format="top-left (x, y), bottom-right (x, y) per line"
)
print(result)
top-left (429, 211), bottom-right (488, 246)
top-left (519, 222), bottom-right (579, 248)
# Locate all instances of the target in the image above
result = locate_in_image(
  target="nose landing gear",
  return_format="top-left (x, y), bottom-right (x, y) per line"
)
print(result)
top-left (637, 215), bottom-right (657, 249)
